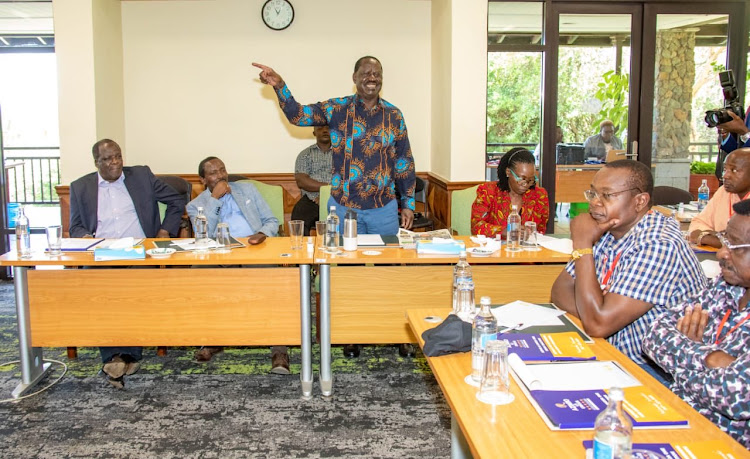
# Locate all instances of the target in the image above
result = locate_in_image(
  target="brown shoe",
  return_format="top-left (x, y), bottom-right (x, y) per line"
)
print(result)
top-left (270, 351), bottom-right (290, 375)
top-left (102, 356), bottom-right (127, 379)
top-left (194, 346), bottom-right (223, 362)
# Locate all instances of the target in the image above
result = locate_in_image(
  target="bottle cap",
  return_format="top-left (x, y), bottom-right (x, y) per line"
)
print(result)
top-left (608, 387), bottom-right (624, 401)
top-left (480, 296), bottom-right (491, 305)
top-left (459, 250), bottom-right (467, 257)
top-left (330, 205), bottom-right (336, 211)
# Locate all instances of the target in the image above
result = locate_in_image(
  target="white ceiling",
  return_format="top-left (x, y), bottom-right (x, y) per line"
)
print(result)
top-left (0, 1), bottom-right (53, 34)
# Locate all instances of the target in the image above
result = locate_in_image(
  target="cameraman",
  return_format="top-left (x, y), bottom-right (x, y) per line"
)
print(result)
top-left (719, 109), bottom-right (750, 152)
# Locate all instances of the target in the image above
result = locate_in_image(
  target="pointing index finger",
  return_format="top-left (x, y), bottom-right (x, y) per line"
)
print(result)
top-left (252, 62), bottom-right (270, 71)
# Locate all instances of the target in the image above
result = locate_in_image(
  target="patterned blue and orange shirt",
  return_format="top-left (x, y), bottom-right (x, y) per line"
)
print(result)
top-left (644, 277), bottom-right (750, 448)
top-left (274, 84), bottom-right (415, 211)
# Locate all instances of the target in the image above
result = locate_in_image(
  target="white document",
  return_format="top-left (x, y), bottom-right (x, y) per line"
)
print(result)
top-left (536, 234), bottom-right (573, 255)
top-left (512, 360), bottom-right (641, 392)
top-left (172, 238), bottom-right (219, 251)
top-left (491, 300), bottom-right (566, 329)
top-left (87, 238), bottom-right (143, 251)
top-left (357, 234), bottom-right (385, 246)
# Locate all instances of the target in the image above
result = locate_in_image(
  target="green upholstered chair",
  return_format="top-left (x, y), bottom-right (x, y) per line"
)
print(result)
top-left (318, 185), bottom-right (331, 221)
top-left (239, 179), bottom-right (285, 235)
top-left (450, 185), bottom-right (480, 236)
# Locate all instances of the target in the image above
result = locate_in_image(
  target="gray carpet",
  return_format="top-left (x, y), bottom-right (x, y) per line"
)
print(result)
top-left (0, 280), bottom-right (452, 458)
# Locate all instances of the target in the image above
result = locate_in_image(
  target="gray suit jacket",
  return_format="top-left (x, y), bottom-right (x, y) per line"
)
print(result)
top-left (187, 181), bottom-right (279, 237)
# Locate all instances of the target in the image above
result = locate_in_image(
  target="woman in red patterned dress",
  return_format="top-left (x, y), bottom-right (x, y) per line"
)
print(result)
top-left (471, 147), bottom-right (549, 238)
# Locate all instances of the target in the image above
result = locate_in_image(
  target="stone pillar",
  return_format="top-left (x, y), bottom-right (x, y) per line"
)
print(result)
top-left (651, 30), bottom-right (696, 189)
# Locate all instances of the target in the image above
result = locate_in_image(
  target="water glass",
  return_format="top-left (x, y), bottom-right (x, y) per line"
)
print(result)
top-left (315, 221), bottom-right (327, 248)
top-left (215, 222), bottom-right (232, 253)
top-left (289, 220), bottom-right (304, 250)
top-left (477, 339), bottom-right (514, 405)
top-left (46, 225), bottom-right (62, 256)
top-left (455, 281), bottom-right (476, 322)
top-left (522, 221), bottom-right (540, 251)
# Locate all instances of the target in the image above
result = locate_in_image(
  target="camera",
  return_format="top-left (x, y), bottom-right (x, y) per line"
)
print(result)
top-left (705, 70), bottom-right (745, 127)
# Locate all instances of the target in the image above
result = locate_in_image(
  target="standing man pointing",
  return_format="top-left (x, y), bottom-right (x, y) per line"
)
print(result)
top-left (253, 57), bottom-right (416, 234)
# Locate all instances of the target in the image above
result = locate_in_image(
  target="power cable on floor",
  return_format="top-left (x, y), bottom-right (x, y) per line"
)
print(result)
top-left (0, 359), bottom-right (68, 403)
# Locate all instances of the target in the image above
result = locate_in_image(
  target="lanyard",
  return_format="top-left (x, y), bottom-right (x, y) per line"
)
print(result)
top-left (599, 252), bottom-right (622, 291)
top-left (714, 309), bottom-right (750, 346)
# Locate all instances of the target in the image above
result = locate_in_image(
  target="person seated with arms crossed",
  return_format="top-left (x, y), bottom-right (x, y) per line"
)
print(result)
top-left (69, 138), bottom-right (187, 389)
top-left (583, 120), bottom-right (623, 162)
top-left (643, 199), bottom-right (750, 448)
top-left (471, 147), bottom-right (549, 238)
top-left (689, 148), bottom-right (750, 249)
top-left (551, 160), bottom-right (707, 384)
top-left (186, 157), bottom-right (289, 373)
top-left (291, 125), bottom-right (332, 235)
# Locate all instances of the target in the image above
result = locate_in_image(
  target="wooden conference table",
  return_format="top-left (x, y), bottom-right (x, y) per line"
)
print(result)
top-left (314, 237), bottom-right (570, 396)
top-left (556, 164), bottom-right (603, 203)
top-left (407, 308), bottom-right (750, 459)
top-left (0, 238), bottom-right (314, 399)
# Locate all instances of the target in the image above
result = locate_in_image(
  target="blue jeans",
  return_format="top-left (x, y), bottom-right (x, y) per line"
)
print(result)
top-left (327, 197), bottom-right (399, 235)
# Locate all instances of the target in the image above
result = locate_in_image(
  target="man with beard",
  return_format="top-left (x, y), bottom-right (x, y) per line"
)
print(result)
top-left (644, 199), bottom-right (750, 448)
top-left (689, 148), bottom-right (750, 248)
top-left (551, 160), bottom-right (706, 382)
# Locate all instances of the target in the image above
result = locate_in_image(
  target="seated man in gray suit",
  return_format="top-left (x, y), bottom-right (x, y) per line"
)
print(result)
top-left (69, 138), bottom-right (187, 389)
top-left (186, 157), bottom-right (289, 373)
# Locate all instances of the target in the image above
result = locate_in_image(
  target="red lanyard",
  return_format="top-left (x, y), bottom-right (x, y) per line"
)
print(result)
top-left (599, 252), bottom-right (622, 291)
top-left (714, 309), bottom-right (750, 346)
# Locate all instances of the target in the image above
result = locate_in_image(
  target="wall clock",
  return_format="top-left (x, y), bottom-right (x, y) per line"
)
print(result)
top-left (262, 0), bottom-right (294, 31)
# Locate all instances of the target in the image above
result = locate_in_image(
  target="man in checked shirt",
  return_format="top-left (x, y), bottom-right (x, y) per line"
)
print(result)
top-left (551, 160), bottom-right (706, 384)
top-left (644, 199), bottom-right (750, 448)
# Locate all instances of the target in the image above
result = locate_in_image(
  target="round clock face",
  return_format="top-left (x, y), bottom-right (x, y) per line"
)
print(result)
top-left (262, 0), bottom-right (294, 31)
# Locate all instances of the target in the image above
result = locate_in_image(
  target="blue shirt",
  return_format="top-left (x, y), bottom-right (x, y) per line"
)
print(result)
top-left (565, 211), bottom-right (707, 364)
top-left (95, 172), bottom-right (146, 238)
top-left (218, 193), bottom-right (254, 237)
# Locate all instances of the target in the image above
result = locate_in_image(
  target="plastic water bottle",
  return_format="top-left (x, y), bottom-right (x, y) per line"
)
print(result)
top-left (15, 205), bottom-right (31, 259)
top-left (325, 206), bottom-right (339, 253)
top-left (697, 179), bottom-right (710, 211)
top-left (452, 251), bottom-right (473, 313)
top-left (471, 296), bottom-right (498, 382)
top-left (506, 205), bottom-right (522, 252)
top-left (593, 387), bottom-right (632, 459)
top-left (194, 207), bottom-right (208, 250)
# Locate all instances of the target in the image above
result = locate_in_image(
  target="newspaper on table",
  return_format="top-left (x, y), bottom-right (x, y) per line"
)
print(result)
top-left (398, 228), bottom-right (453, 249)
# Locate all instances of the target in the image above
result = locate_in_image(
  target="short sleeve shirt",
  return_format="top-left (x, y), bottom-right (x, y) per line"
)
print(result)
top-left (294, 144), bottom-right (332, 201)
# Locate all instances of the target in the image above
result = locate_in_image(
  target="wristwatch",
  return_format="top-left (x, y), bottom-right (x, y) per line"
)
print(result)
top-left (571, 248), bottom-right (593, 260)
top-left (741, 131), bottom-right (750, 144)
top-left (697, 231), bottom-right (712, 246)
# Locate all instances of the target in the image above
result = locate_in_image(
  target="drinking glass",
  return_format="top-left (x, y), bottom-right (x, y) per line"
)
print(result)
top-left (477, 339), bottom-right (514, 405)
top-left (315, 221), bottom-right (327, 248)
top-left (289, 220), bottom-right (304, 250)
top-left (522, 221), bottom-right (540, 251)
top-left (46, 225), bottom-right (62, 256)
top-left (215, 222), bottom-right (232, 253)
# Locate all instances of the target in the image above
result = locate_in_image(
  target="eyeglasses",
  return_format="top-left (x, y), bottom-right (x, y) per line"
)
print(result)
top-left (509, 168), bottom-right (537, 186)
top-left (716, 231), bottom-right (750, 251)
top-left (583, 187), bottom-right (642, 203)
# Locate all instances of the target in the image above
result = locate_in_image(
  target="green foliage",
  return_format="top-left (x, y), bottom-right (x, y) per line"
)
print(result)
top-left (690, 161), bottom-right (716, 174)
top-left (592, 70), bottom-right (629, 134)
top-left (710, 61), bottom-right (750, 82)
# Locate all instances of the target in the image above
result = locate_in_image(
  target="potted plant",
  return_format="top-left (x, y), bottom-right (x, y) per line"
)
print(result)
top-left (689, 161), bottom-right (720, 199)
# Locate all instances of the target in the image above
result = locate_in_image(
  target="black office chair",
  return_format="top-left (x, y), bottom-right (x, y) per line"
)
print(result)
top-left (411, 177), bottom-right (435, 231)
top-left (156, 174), bottom-right (192, 238)
top-left (652, 186), bottom-right (694, 206)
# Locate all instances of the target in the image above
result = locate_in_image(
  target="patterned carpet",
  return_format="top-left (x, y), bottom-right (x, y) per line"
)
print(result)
top-left (0, 280), bottom-right (452, 458)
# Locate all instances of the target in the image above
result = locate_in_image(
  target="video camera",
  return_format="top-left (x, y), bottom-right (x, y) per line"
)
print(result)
top-left (705, 70), bottom-right (745, 127)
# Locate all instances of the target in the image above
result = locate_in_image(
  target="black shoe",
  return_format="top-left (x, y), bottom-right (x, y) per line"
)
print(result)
top-left (343, 344), bottom-right (361, 358)
top-left (398, 343), bottom-right (415, 358)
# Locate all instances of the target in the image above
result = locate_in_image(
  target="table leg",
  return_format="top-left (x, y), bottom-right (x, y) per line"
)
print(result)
top-left (319, 263), bottom-right (332, 397)
top-left (12, 266), bottom-right (52, 399)
top-left (451, 414), bottom-right (473, 459)
top-left (299, 264), bottom-right (313, 399)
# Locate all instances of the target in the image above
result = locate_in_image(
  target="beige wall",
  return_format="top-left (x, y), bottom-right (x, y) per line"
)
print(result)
top-left (118, 0), bottom-right (431, 178)
top-left (55, 0), bottom-right (490, 184)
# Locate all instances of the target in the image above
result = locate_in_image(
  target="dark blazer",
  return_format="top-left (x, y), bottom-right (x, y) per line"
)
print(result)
top-left (69, 165), bottom-right (187, 238)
